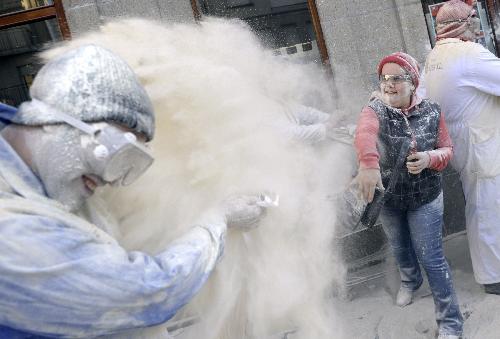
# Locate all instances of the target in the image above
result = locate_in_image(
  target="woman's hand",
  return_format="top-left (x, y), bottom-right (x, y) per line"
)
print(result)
top-left (406, 152), bottom-right (431, 174)
top-left (354, 168), bottom-right (384, 203)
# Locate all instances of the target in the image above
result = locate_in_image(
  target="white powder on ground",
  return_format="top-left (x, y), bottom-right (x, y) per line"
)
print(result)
top-left (43, 18), bottom-right (354, 338)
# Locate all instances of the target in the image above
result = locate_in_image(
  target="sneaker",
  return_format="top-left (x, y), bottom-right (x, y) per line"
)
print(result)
top-left (396, 286), bottom-right (413, 307)
top-left (437, 334), bottom-right (460, 339)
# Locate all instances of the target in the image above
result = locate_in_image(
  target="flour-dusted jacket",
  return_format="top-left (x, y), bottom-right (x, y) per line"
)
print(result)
top-left (420, 38), bottom-right (500, 284)
top-left (368, 98), bottom-right (443, 209)
top-left (0, 135), bottom-right (226, 338)
top-left (354, 96), bottom-right (453, 209)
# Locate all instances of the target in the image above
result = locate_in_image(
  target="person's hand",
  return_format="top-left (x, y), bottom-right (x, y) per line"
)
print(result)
top-left (406, 152), bottom-right (430, 175)
top-left (353, 168), bottom-right (384, 203)
top-left (221, 195), bottom-right (267, 231)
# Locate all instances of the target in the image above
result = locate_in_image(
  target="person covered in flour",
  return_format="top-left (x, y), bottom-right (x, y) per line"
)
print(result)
top-left (0, 44), bottom-right (268, 338)
top-left (419, 0), bottom-right (500, 295)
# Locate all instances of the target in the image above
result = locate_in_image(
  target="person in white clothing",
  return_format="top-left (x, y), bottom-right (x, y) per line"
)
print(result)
top-left (420, 0), bottom-right (500, 295)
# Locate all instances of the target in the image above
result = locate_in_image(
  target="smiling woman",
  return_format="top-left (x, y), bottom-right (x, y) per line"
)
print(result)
top-left (378, 63), bottom-right (414, 110)
top-left (352, 52), bottom-right (463, 339)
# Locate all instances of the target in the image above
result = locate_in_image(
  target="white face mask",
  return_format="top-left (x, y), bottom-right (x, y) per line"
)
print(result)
top-left (30, 117), bottom-right (154, 212)
top-left (79, 122), bottom-right (154, 186)
top-left (458, 14), bottom-right (481, 41)
top-left (469, 16), bottom-right (481, 37)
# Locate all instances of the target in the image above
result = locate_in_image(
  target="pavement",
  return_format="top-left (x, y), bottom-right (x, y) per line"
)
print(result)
top-left (334, 232), bottom-right (500, 339)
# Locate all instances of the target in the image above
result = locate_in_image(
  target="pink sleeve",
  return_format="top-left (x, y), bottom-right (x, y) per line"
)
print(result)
top-left (427, 111), bottom-right (453, 171)
top-left (354, 106), bottom-right (380, 169)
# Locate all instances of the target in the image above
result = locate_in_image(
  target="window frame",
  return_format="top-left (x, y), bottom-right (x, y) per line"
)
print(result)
top-left (485, 0), bottom-right (500, 56)
top-left (0, 0), bottom-right (70, 39)
top-left (190, 0), bottom-right (331, 68)
top-left (306, 0), bottom-right (330, 68)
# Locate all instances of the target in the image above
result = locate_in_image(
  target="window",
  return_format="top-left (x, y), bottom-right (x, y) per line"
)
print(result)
top-left (227, 0), bottom-right (253, 8)
top-left (0, 0), bottom-right (69, 106)
top-left (0, 1), bottom-right (54, 15)
top-left (194, 0), bottom-right (330, 66)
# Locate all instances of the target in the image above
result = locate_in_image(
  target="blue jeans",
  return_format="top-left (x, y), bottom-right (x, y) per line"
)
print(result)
top-left (380, 193), bottom-right (463, 336)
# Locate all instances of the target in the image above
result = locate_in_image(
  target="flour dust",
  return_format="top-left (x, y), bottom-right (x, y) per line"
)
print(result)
top-left (43, 18), bottom-right (354, 339)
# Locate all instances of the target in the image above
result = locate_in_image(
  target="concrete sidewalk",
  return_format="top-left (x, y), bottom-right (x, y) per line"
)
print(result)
top-left (334, 232), bottom-right (500, 339)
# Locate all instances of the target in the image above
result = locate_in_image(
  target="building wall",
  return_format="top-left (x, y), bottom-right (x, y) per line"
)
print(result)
top-left (61, 0), bottom-right (196, 36)
top-left (315, 0), bottom-right (431, 101)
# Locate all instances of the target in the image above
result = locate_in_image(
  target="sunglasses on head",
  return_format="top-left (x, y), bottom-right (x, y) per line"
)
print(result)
top-left (379, 74), bottom-right (412, 84)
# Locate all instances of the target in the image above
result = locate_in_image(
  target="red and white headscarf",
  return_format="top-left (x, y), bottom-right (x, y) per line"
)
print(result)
top-left (435, 0), bottom-right (476, 40)
top-left (377, 52), bottom-right (420, 87)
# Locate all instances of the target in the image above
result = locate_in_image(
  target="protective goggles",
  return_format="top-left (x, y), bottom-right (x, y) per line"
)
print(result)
top-left (379, 74), bottom-right (412, 84)
top-left (52, 110), bottom-right (154, 186)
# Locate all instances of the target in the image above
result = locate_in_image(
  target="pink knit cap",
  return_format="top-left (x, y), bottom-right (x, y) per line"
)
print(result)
top-left (435, 0), bottom-right (475, 40)
top-left (377, 52), bottom-right (420, 87)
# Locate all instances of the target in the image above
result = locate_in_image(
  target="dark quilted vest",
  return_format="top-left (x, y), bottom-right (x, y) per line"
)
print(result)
top-left (369, 98), bottom-right (442, 209)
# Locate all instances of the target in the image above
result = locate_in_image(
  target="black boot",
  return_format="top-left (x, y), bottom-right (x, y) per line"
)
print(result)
top-left (484, 282), bottom-right (500, 295)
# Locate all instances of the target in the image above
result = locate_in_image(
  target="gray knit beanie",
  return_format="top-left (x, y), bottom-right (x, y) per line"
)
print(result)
top-left (13, 44), bottom-right (155, 141)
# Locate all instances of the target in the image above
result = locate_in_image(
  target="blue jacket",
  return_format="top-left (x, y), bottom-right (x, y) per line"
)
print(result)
top-left (0, 134), bottom-right (226, 338)
top-left (0, 103), bottom-right (17, 129)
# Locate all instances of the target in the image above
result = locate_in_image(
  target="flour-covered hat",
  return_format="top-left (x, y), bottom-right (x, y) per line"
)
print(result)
top-left (14, 44), bottom-right (155, 141)
top-left (436, 0), bottom-right (476, 40)
top-left (377, 52), bottom-right (420, 87)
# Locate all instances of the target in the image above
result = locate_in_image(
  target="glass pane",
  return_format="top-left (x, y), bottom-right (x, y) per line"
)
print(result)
top-left (0, 0), bottom-right (54, 15)
top-left (484, 0), bottom-right (500, 54)
top-left (198, 0), bottom-right (322, 63)
top-left (0, 18), bottom-right (62, 106)
top-left (422, 0), bottom-right (498, 55)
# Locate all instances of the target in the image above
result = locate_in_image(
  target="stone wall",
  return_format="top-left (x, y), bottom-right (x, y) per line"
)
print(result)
top-left (315, 0), bottom-right (431, 102)
top-left (61, 0), bottom-right (196, 36)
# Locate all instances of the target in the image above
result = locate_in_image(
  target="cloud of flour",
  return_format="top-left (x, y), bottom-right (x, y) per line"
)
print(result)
top-left (43, 18), bottom-right (355, 339)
